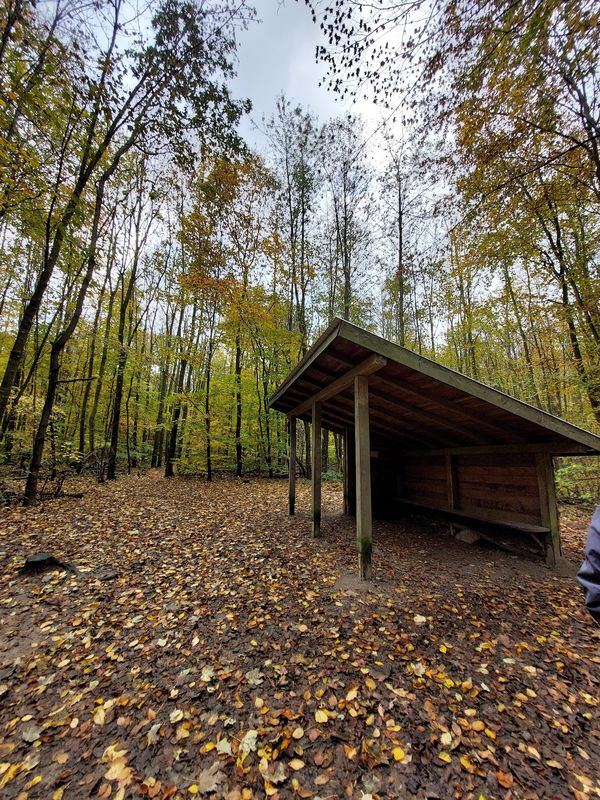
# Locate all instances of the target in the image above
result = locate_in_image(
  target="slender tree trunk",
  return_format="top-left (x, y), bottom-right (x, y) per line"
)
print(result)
top-left (205, 364), bottom-right (213, 481)
top-left (560, 270), bottom-right (600, 422)
top-left (78, 272), bottom-right (108, 459)
top-left (205, 340), bottom-right (214, 481)
top-left (23, 169), bottom-right (113, 503)
top-left (106, 178), bottom-right (149, 479)
top-left (0, 81), bottom-right (119, 428)
top-left (107, 341), bottom-right (127, 480)
top-left (24, 344), bottom-right (61, 504)
top-left (152, 359), bottom-right (170, 468)
top-left (234, 331), bottom-right (243, 477)
top-left (89, 284), bottom-right (116, 455)
top-left (396, 164), bottom-right (405, 346)
top-left (262, 375), bottom-right (273, 478)
top-left (304, 419), bottom-right (311, 480)
top-left (502, 262), bottom-right (542, 407)
top-left (163, 299), bottom-right (187, 477)
top-left (130, 348), bottom-right (142, 470)
top-left (321, 428), bottom-right (329, 474)
top-left (165, 357), bottom-right (187, 478)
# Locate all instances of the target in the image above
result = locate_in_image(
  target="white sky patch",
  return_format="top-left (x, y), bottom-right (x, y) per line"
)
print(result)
top-left (231, 0), bottom-right (387, 150)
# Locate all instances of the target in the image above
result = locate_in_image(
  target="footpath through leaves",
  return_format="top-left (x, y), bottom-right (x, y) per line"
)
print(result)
top-left (0, 474), bottom-right (599, 799)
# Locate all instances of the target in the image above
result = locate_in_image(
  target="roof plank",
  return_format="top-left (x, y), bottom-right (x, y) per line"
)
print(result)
top-left (288, 354), bottom-right (387, 418)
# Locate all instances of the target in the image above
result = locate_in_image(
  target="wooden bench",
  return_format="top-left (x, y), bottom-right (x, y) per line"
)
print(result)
top-left (394, 497), bottom-right (551, 555)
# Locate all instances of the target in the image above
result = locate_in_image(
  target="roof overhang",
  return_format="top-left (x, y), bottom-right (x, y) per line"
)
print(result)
top-left (269, 318), bottom-right (600, 456)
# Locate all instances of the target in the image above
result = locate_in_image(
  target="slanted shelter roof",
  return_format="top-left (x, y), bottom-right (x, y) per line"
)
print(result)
top-left (269, 318), bottom-right (600, 456)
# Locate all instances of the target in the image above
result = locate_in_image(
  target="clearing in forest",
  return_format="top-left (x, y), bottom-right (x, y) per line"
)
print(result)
top-left (0, 474), bottom-right (598, 800)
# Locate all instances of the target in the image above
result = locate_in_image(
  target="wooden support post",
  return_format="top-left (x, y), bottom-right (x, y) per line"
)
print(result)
top-left (347, 428), bottom-right (356, 516)
top-left (355, 375), bottom-right (372, 580)
top-left (446, 453), bottom-right (458, 535)
top-left (288, 416), bottom-right (296, 516)
top-left (446, 454), bottom-right (458, 510)
top-left (536, 452), bottom-right (561, 565)
top-left (311, 402), bottom-right (322, 537)
top-left (343, 429), bottom-right (349, 515)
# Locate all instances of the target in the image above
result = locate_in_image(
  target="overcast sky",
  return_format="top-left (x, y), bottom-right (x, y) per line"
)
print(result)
top-left (231, 0), bottom-right (378, 148)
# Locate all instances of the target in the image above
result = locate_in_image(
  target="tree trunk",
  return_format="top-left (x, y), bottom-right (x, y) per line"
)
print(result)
top-left (107, 340), bottom-right (127, 481)
top-left (234, 331), bottom-right (243, 477)
top-left (321, 428), bottom-right (329, 474)
top-left (205, 342), bottom-right (214, 481)
top-left (23, 173), bottom-right (110, 502)
top-left (561, 270), bottom-right (600, 423)
top-left (78, 272), bottom-right (108, 460)
top-left (89, 283), bottom-right (116, 455)
top-left (165, 357), bottom-right (187, 478)
top-left (396, 164), bottom-right (405, 346)
top-left (24, 344), bottom-right (61, 504)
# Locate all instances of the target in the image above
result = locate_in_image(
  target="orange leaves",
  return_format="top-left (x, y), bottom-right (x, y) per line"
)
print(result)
top-left (181, 272), bottom-right (236, 300)
top-left (496, 770), bottom-right (514, 788)
top-left (343, 744), bottom-right (358, 761)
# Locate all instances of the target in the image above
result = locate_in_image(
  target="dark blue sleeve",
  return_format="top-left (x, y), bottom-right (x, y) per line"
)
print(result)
top-left (577, 506), bottom-right (600, 625)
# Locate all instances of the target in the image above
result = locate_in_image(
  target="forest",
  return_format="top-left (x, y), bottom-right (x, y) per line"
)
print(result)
top-left (0, 0), bottom-right (599, 503)
top-left (1, 4), bottom-right (600, 799)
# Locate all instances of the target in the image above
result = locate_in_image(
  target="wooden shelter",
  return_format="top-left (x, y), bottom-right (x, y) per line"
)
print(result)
top-left (269, 318), bottom-right (600, 578)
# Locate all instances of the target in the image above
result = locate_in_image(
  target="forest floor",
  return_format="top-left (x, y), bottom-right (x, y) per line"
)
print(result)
top-left (0, 473), bottom-right (599, 800)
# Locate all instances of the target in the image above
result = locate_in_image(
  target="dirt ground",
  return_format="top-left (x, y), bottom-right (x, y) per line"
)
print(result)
top-left (0, 473), bottom-right (598, 800)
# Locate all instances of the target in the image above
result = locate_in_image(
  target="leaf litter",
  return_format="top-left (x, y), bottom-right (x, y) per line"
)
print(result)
top-left (0, 473), bottom-right (598, 799)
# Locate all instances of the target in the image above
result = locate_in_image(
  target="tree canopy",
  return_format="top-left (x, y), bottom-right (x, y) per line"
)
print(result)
top-left (0, 0), bottom-right (598, 501)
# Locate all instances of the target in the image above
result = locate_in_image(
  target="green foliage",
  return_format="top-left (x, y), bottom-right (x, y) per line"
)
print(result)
top-left (0, 1), bottom-right (599, 495)
top-left (555, 457), bottom-right (600, 503)
top-left (321, 470), bottom-right (343, 483)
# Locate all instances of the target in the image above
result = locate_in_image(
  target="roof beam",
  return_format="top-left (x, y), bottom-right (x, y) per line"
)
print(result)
top-left (325, 350), bottom-right (510, 439)
top-left (288, 354), bottom-right (387, 418)
top-left (404, 442), bottom-right (595, 457)
top-left (318, 394), bottom-right (442, 447)
top-left (268, 319), bottom-right (342, 409)
top-left (287, 362), bottom-right (481, 447)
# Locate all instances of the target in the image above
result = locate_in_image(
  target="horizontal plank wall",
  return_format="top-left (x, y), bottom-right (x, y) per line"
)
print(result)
top-left (457, 453), bottom-right (541, 523)
top-left (397, 455), bottom-right (447, 510)
top-left (395, 451), bottom-right (543, 525)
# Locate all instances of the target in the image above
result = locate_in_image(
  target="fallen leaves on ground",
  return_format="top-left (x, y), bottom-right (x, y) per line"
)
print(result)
top-left (0, 473), bottom-right (598, 799)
